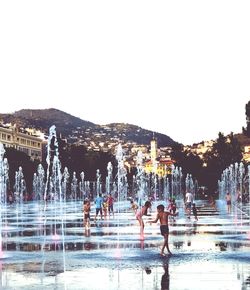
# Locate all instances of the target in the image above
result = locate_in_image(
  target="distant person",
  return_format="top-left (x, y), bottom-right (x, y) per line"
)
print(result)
top-left (102, 196), bottom-right (108, 218)
top-left (107, 193), bottom-right (114, 217)
top-left (148, 204), bottom-right (177, 256)
top-left (185, 191), bottom-right (193, 218)
top-left (168, 198), bottom-right (177, 222)
top-left (94, 194), bottom-right (104, 221)
top-left (83, 199), bottom-right (91, 228)
top-left (192, 203), bottom-right (198, 221)
top-left (136, 201), bottom-right (151, 238)
top-left (226, 192), bottom-right (231, 214)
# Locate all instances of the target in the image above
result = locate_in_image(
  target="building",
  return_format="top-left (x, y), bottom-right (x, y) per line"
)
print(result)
top-left (243, 145), bottom-right (250, 163)
top-left (144, 135), bottom-right (175, 177)
top-left (0, 124), bottom-right (44, 161)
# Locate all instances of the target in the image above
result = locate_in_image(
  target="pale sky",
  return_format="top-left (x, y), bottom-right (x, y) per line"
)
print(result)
top-left (0, 1), bottom-right (250, 145)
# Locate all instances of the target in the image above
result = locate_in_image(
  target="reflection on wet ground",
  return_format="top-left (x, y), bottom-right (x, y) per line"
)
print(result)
top-left (0, 200), bottom-right (249, 289)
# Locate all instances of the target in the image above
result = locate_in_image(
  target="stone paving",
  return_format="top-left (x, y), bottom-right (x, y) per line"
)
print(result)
top-left (0, 200), bottom-right (249, 289)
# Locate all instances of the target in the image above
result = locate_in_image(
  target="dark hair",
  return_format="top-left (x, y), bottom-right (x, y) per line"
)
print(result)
top-left (157, 204), bottom-right (164, 211)
top-left (143, 201), bottom-right (151, 215)
top-left (144, 201), bottom-right (151, 208)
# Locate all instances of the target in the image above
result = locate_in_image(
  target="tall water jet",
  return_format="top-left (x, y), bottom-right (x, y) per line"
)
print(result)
top-left (172, 166), bottom-right (183, 201)
top-left (116, 144), bottom-right (127, 204)
top-left (79, 171), bottom-right (85, 200)
top-left (71, 172), bottom-right (78, 200)
top-left (42, 125), bottom-right (66, 274)
top-left (61, 167), bottom-right (70, 200)
top-left (185, 173), bottom-right (194, 196)
top-left (96, 169), bottom-right (101, 198)
top-left (136, 150), bottom-right (146, 206)
top-left (106, 162), bottom-right (113, 195)
top-left (85, 181), bottom-right (91, 200)
top-left (33, 164), bottom-right (45, 201)
top-left (13, 166), bottom-right (26, 203)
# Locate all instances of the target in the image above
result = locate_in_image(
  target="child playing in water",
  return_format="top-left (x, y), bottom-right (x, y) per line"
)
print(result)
top-left (148, 204), bottom-right (177, 256)
top-left (83, 199), bottom-right (91, 228)
top-left (136, 201), bottom-right (151, 238)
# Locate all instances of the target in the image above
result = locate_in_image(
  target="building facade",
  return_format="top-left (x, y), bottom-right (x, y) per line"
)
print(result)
top-left (0, 124), bottom-right (43, 161)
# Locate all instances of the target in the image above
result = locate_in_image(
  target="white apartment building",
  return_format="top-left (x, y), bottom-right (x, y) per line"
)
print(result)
top-left (0, 124), bottom-right (44, 161)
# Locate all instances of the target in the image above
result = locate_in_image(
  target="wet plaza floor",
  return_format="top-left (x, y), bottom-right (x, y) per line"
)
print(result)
top-left (0, 200), bottom-right (249, 290)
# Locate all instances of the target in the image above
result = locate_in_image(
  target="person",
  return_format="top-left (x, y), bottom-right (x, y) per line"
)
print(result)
top-left (148, 204), bottom-right (177, 256)
top-left (107, 193), bottom-right (114, 217)
top-left (135, 201), bottom-right (151, 238)
top-left (94, 194), bottom-right (104, 221)
top-left (130, 199), bottom-right (138, 214)
top-left (102, 197), bottom-right (108, 219)
top-left (192, 203), bottom-right (198, 221)
top-left (168, 198), bottom-right (177, 222)
top-left (185, 191), bottom-right (193, 218)
top-left (226, 192), bottom-right (231, 214)
top-left (83, 199), bottom-right (91, 228)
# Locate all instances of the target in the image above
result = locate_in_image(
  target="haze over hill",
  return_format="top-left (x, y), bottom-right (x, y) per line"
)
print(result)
top-left (0, 108), bottom-right (178, 147)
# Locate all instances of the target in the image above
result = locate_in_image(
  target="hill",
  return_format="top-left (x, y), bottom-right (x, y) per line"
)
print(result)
top-left (0, 108), bottom-right (96, 136)
top-left (0, 108), bottom-right (178, 147)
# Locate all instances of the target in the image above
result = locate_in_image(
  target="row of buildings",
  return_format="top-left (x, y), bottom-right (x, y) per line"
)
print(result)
top-left (0, 123), bottom-right (176, 176)
top-left (1, 122), bottom-right (250, 176)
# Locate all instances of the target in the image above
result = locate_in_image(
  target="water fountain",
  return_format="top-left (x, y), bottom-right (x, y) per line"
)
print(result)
top-left (79, 171), bottom-right (85, 200)
top-left (136, 150), bottom-right (146, 206)
top-left (218, 161), bottom-right (250, 217)
top-left (13, 166), bottom-right (26, 203)
top-left (0, 134), bottom-right (248, 289)
top-left (33, 164), bottom-right (45, 201)
top-left (106, 161), bottom-right (113, 195)
top-left (115, 144), bottom-right (128, 205)
top-left (61, 167), bottom-right (70, 200)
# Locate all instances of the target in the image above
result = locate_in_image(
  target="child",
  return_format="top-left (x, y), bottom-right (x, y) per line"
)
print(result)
top-left (102, 196), bottom-right (108, 219)
top-left (107, 193), bottom-right (114, 217)
top-left (136, 201), bottom-right (151, 238)
top-left (148, 204), bottom-right (177, 256)
top-left (192, 203), bottom-right (198, 221)
top-left (83, 199), bottom-right (91, 228)
top-left (168, 198), bottom-right (177, 222)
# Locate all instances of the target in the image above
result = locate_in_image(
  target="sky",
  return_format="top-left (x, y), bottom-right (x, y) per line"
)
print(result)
top-left (0, 1), bottom-right (250, 145)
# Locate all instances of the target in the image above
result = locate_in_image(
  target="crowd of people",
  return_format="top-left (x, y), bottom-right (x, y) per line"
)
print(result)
top-left (81, 190), bottom-right (204, 256)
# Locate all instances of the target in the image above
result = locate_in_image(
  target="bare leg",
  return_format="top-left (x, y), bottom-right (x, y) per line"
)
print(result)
top-left (138, 218), bottom-right (144, 239)
top-left (161, 234), bottom-right (172, 255)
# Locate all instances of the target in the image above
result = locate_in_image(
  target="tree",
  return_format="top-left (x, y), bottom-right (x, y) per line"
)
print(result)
top-left (243, 100), bottom-right (250, 137)
top-left (203, 132), bottom-right (243, 193)
top-left (5, 148), bottom-right (39, 195)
